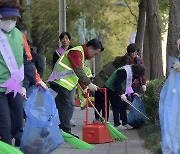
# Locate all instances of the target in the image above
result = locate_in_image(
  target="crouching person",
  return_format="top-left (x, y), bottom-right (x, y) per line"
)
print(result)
top-left (104, 64), bottom-right (145, 130)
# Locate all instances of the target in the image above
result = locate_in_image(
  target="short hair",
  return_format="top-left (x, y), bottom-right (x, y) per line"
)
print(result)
top-left (59, 32), bottom-right (71, 40)
top-left (113, 55), bottom-right (131, 68)
top-left (16, 22), bottom-right (27, 31)
top-left (127, 43), bottom-right (139, 55)
top-left (113, 56), bottom-right (122, 68)
top-left (120, 55), bottom-right (131, 66)
top-left (86, 39), bottom-right (104, 52)
top-left (132, 64), bottom-right (145, 77)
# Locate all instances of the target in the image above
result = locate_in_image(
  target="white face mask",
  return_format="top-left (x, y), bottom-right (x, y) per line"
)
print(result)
top-left (0, 20), bottom-right (16, 32)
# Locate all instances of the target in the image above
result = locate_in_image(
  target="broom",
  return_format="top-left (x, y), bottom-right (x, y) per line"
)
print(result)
top-left (78, 84), bottom-right (128, 140)
top-left (0, 141), bottom-right (23, 154)
top-left (61, 130), bottom-right (94, 149)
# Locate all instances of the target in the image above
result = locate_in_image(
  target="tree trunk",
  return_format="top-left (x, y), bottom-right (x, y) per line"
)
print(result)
top-left (135, 0), bottom-right (146, 56)
top-left (95, 53), bottom-right (101, 75)
top-left (167, 0), bottom-right (180, 57)
top-left (143, 22), bottom-right (150, 79)
top-left (146, 0), bottom-right (163, 79)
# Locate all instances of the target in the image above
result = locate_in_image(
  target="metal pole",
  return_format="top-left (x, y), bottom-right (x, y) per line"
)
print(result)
top-left (63, 0), bottom-right (66, 32)
top-left (59, 0), bottom-right (66, 34)
top-left (59, 0), bottom-right (66, 46)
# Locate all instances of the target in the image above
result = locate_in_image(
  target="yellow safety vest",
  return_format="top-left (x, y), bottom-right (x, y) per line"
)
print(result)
top-left (54, 46), bottom-right (85, 91)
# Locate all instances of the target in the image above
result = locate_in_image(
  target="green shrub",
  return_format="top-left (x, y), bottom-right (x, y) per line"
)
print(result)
top-left (143, 78), bottom-right (165, 124)
top-left (138, 123), bottom-right (162, 154)
top-left (138, 78), bottom-right (166, 153)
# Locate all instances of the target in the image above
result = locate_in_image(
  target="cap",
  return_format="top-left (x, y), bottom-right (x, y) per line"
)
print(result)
top-left (0, 7), bottom-right (20, 18)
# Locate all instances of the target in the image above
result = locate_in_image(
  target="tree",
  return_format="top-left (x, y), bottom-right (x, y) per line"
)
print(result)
top-left (135, 0), bottom-right (146, 56)
top-left (166, 0), bottom-right (180, 58)
top-left (30, 0), bottom-right (59, 53)
top-left (146, 0), bottom-right (163, 79)
top-left (143, 22), bottom-right (150, 79)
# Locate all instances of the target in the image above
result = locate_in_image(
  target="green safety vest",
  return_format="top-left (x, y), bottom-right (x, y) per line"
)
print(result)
top-left (0, 28), bottom-right (23, 92)
top-left (105, 66), bottom-right (131, 92)
top-left (54, 46), bottom-right (85, 91)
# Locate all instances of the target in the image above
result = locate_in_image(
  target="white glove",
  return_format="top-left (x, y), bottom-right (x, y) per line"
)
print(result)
top-left (36, 80), bottom-right (48, 90)
top-left (173, 61), bottom-right (180, 72)
top-left (22, 87), bottom-right (27, 99)
top-left (133, 93), bottom-right (140, 97)
top-left (83, 87), bottom-right (88, 94)
top-left (142, 85), bottom-right (147, 92)
top-left (88, 83), bottom-right (98, 92)
top-left (120, 94), bottom-right (127, 102)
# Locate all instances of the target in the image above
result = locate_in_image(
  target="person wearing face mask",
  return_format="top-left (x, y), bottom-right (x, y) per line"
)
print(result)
top-left (125, 43), bottom-right (147, 95)
top-left (0, 2), bottom-right (24, 145)
top-left (48, 39), bottom-right (104, 138)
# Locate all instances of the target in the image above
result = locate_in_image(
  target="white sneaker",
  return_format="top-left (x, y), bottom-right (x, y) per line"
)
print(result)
top-left (123, 124), bottom-right (133, 129)
top-left (115, 125), bottom-right (127, 130)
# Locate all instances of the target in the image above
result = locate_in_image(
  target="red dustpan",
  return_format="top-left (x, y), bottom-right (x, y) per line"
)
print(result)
top-left (82, 88), bottom-right (112, 144)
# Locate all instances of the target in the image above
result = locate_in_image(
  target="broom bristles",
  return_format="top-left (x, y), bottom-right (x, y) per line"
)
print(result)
top-left (0, 141), bottom-right (23, 154)
top-left (107, 123), bottom-right (128, 140)
top-left (61, 130), bottom-right (94, 150)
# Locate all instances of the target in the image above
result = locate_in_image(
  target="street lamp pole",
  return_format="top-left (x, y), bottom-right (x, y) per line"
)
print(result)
top-left (59, 0), bottom-right (66, 34)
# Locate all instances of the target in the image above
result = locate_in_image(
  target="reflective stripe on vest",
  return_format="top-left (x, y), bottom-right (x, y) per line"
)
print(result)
top-left (59, 79), bottom-right (74, 87)
top-left (59, 55), bottom-right (72, 70)
top-left (54, 46), bottom-right (85, 91)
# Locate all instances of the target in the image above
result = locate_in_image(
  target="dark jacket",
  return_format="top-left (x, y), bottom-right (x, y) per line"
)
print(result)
top-left (31, 50), bottom-right (44, 78)
top-left (93, 61), bottom-right (116, 87)
top-left (52, 45), bottom-right (73, 70)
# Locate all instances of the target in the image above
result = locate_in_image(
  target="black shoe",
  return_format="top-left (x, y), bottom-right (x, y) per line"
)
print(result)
top-left (15, 138), bottom-right (21, 147)
top-left (81, 106), bottom-right (85, 110)
top-left (68, 132), bottom-right (79, 139)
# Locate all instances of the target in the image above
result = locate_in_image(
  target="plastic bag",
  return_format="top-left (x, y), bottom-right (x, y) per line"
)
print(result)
top-left (127, 96), bottom-right (146, 128)
top-left (159, 68), bottom-right (180, 154)
top-left (20, 86), bottom-right (64, 154)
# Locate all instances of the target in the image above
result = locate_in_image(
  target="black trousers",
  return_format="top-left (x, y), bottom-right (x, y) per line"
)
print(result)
top-left (50, 82), bottom-right (76, 133)
top-left (94, 89), bottom-right (109, 120)
top-left (107, 89), bottom-right (127, 126)
top-left (0, 92), bottom-right (23, 144)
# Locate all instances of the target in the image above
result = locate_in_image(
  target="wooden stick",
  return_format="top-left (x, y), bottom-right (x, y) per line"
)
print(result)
top-left (78, 83), bottom-right (103, 119)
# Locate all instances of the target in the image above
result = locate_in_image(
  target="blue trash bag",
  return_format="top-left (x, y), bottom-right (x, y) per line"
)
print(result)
top-left (20, 86), bottom-right (64, 154)
top-left (159, 68), bottom-right (180, 154)
top-left (127, 96), bottom-right (147, 129)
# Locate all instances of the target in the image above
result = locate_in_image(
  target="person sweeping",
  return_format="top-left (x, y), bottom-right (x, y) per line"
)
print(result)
top-left (104, 64), bottom-right (145, 130)
top-left (48, 39), bottom-right (104, 138)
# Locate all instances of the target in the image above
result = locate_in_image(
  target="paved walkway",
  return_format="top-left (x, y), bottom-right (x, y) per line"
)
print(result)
top-left (52, 107), bottom-right (150, 154)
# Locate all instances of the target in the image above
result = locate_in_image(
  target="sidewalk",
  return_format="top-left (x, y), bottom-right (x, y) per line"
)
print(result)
top-left (52, 107), bottom-right (150, 154)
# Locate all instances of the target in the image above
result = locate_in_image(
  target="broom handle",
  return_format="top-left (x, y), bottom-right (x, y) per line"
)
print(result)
top-left (78, 84), bottom-right (104, 120)
top-left (124, 99), bottom-right (150, 120)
